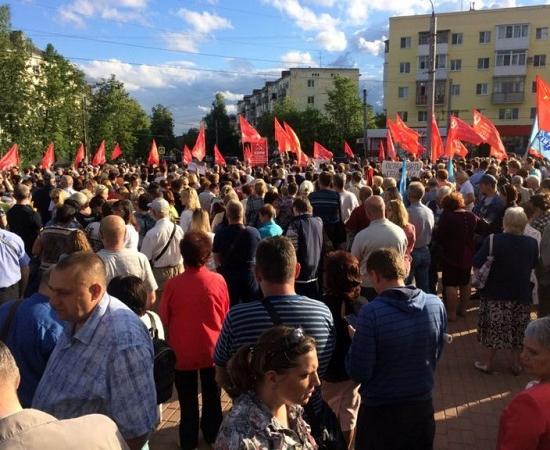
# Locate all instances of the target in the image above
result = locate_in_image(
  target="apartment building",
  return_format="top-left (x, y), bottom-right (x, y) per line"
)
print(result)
top-left (237, 67), bottom-right (360, 125)
top-left (384, 4), bottom-right (550, 151)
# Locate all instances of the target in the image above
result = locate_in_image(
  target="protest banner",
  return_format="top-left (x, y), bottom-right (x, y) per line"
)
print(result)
top-left (381, 160), bottom-right (423, 180)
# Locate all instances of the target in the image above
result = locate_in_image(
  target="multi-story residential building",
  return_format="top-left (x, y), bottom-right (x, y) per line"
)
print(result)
top-left (384, 4), bottom-right (550, 152)
top-left (237, 67), bottom-right (360, 125)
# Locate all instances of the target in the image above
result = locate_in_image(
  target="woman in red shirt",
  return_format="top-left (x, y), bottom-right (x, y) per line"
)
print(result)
top-left (497, 317), bottom-right (550, 449)
top-left (161, 231), bottom-right (230, 450)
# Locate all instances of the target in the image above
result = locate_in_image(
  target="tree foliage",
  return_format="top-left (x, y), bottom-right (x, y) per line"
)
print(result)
top-left (150, 104), bottom-right (175, 152)
top-left (203, 93), bottom-right (239, 156)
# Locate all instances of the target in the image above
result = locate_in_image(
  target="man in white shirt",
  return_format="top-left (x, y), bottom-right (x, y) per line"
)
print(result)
top-left (334, 173), bottom-right (359, 223)
top-left (140, 198), bottom-right (184, 310)
top-left (455, 171), bottom-right (475, 211)
top-left (97, 216), bottom-right (158, 307)
top-left (351, 196), bottom-right (408, 301)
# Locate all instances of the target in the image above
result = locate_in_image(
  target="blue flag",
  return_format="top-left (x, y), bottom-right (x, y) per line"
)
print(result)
top-left (399, 159), bottom-right (407, 198)
top-left (447, 157), bottom-right (455, 182)
top-left (528, 117), bottom-right (550, 159)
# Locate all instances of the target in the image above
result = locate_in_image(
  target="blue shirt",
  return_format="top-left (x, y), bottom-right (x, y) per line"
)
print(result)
top-left (0, 293), bottom-right (63, 407)
top-left (258, 220), bottom-right (283, 239)
top-left (32, 293), bottom-right (158, 439)
top-left (0, 229), bottom-right (30, 288)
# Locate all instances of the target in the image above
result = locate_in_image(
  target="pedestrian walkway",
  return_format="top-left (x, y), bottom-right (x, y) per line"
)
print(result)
top-left (150, 300), bottom-right (533, 449)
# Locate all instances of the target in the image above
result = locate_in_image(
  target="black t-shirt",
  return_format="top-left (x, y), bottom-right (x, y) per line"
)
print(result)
top-left (32, 186), bottom-right (53, 224)
top-left (7, 204), bottom-right (42, 255)
top-left (213, 224), bottom-right (261, 271)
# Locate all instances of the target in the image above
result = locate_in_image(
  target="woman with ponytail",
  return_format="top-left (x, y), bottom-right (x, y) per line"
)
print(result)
top-left (214, 326), bottom-right (319, 449)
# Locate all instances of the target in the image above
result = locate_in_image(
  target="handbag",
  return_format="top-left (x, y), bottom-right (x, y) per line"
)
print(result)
top-left (471, 234), bottom-right (494, 289)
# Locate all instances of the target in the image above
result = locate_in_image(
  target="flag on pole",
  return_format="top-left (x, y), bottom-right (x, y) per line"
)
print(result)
top-left (450, 116), bottom-right (483, 145)
top-left (399, 159), bottom-right (407, 198)
top-left (390, 115), bottom-right (425, 157)
top-left (274, 117), bottom-right (291, 153)
top-left (447, 157), bottom-right (455, 182)
top-left (536, 75), bottom-right (550, 132)
top-left (0, 144), bottom-right (20, 170)
top-left (378, 141), bottom-right (385, 162)
top-left (40, 143), bottom-right (55, 169)
top-left (386, 130), bottom-right (397, 161)
top-left (528, 117), bottom-right (550, 160)
top-left (313, 141), bottom-right (333, 161)
top-left (472, 110), bottom-right (508, 160)
top-left (243, 145), bottom-right (252, 164)
top-left (191, 126), bottom-right (206, 161)
top-left (283, 122), bottom-right (301, 154)
top-left (92, 140), bottom-right (106, 166)
top-left (110, 143), bottom-right (122, 160)
top-left (297, 149), bottom-right (310, 167)
top-left (214, 144), bottom-right (226, 165)
top-left (147, 139), bottom-right (160, 166)
top-left (239, 116), bottom-right (261, 143)
top-left (183, 144), bottom-right (193, 164)
top-left (343, 141), bottom-right (354, 158)
top-left (431, 114), bottom-right (444, 163)
top-left (73, 143), bottom-right (85, 168)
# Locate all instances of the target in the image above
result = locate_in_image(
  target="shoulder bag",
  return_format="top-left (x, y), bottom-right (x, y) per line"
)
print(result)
top-left (471, 233), bottom-right (495, 289)
top-left (150, 223), bottom-right (176, 267)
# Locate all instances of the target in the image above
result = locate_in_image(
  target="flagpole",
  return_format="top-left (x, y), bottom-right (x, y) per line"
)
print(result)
top-left (524, 118), bottom-right (540, 159)
top-left (426, 0), bottom-right (437, 160)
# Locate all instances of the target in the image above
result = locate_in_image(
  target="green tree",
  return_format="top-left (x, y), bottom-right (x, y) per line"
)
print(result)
top-left (203, 93), bottom-right (239, 156)
top-left (88, 75), bottom-right (150, 161)
top-left (150, 104), bottom-right (175, 152)
top-left (373, 111), bottom-right (387, 129)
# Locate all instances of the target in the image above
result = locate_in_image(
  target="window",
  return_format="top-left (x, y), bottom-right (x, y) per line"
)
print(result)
top-left (418, 111), bottom-right (428, 122)
top-left (476, 83), bottom-right (488, 95)
top-left (479, 31), bottom-right (491, 44)
top-left (534, 55), bottom-right (546, 67)
top-left (400, 36), bottom-right (411, 48)
top-left (477, 57), bottom-right (490, 69)
top-left (497, 24), bottom-right (528, 39)
top-left (399, 62), bottom-right (411, 73)
top-left (418, 31), bottom-right (430, 45)
top-left (398, 111), bottom-right (408, 122)
top-left (493, 77), bottom-right (525, 94)
top-left (398, 86), bottom-right (409, 98)
top-left (451, 84), bottom-right (461, 96)
top-left (418, 55), bottom-right (429, 70)
top-left (533, 81), bottom-right (537, 93)
top-left (451, 32), bottom-right (463, 45)
top-left (307, 96), bottom-right (314, 104)
top-left (498, 108), bottom-right (519, 120)
top-left (307, 79), bottom-right (314, 87)
top-left (450, 110), bottom-right (460, 117)
top-left (531, 107), bottom-right (537, 119)
top-left (536, 27), bottom-right (548, 40)
top-left (450, 59), bottom-right (462, 71)
top-left (496, 50), bottom-right (527, 66)
top-left (435, 54), bottom-right (447, 69)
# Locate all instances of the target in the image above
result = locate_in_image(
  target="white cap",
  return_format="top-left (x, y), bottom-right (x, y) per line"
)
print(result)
top-left (149, 198), bottom-right (170, 216)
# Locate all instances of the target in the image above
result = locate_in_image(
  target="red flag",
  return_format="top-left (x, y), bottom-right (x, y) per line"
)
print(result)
top-left (451, 116), bottom-right (483, 145)
top-left (40, 143), bottom-right (55, 169)
top-left (239, 116), bottom-right (261, 143)
top-left (343, 141), bottom-right (354, 158)
top-left (391, 115), bottom-right (425, 157)
top-left (529, 148), bottom-right (544, 159)
top-left (297, 149), bottom-right (310, 167)
top-left (147, 139), bottom-right (160, 166)
top-left (191, 126), bottom-right (206, 162)
top-left (472, 110), bottom-right (508, 160)
top-left (0, 144), bottom-right (20, 170)
top-left (274, 117), bottom-right (291, 153)
top-left (378, 141), bottom-right (385, 162)
top-left (386, 130), bottom-right (397, 161)
top-left (431, 114), bottom-right (444, 163)
top-left (313, 141), bottom-right (333, 161)
top-left (110, 143), bottom-right (122, 160)
top-left (183, 144), bottom-right (192, 165)
top-left (243, 144), bottom-right (252, 164)
top-left (453, 140), bottom-right (469, 158)
top-left (73, 143), bottom-right (85, 168)
top-left (214, 144), bottom-right (226, 165)
top-left (536, 75), bottom-right (550, 131)
top-left (92, 140), bottom-right (106, 166)
top-left (283, 122), bottom-right (301, 154)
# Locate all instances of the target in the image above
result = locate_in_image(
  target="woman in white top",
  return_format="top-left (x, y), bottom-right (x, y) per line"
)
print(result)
top-left (112, 199), bottom-right (139, 251)
top-left (189, 208), bottom-right (216, 271)
top-left (179, 187), bottom-right (201, 233)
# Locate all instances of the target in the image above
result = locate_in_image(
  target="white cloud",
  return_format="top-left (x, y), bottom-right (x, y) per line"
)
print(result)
top-left (316, 30), bottom-right (347, 52)
top-left (356, 37), bottom-right (386, 56)
top-left (197, 105), bottom-right (211, 113)
top-left (57, 0), bottom-right (149, 27)
top-left (281, 50), bottom-right (314, 66)
top-left (216, 90), bottom-right (244, 102)
top-left (345, 0), bottom-right (430, 25)
top-left (303, 0), bottom-right (337, 7)
top-left (163, 32), bottom-right (199, 52)
top-left (176, 9), bottom-right (233, 34)
top-left (226, 104), bottom-right (238, 115)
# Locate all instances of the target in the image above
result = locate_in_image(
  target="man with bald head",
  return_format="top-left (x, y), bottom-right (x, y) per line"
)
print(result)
top-left (32, 252), bottom-right (158, 450)
top-left (351, 196), bottom-right (408, 300)
top-left (97, 215), bottom-right (157, 306)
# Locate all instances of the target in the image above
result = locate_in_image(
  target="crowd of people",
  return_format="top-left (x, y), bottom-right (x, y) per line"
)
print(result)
top-left (0, 153), bottom-right (549, 449)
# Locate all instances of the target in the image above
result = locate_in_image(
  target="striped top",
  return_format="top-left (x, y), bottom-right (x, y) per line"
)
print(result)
top-left (308, 189), bottom-right (341, 225)
top-left (214, 295), bottom-right (335, 376)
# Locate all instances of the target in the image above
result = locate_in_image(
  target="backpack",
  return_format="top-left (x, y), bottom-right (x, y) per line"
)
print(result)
top-left (146, 312), bottom-right (176, 404)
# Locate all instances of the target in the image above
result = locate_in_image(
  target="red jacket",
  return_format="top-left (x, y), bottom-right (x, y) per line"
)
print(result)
top-left (161, 267), bottom-right (230, 370)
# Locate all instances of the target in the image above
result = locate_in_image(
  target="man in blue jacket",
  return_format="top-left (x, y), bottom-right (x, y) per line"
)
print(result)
top-left (346, 248), bottom-right (447, 450)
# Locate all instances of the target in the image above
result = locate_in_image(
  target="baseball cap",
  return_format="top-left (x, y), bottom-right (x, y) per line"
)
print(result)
top-left (149, 198), bottom-right (170, 215)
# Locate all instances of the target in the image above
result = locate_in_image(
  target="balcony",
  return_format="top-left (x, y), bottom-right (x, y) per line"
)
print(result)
top-left (491, 92), bottom-right (525, 104)
top-left (416, 93), bottom-right (446, 105)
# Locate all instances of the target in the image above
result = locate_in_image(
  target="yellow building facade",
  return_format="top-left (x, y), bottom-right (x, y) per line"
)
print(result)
top-left (384, 5), bottom-right (550, 151)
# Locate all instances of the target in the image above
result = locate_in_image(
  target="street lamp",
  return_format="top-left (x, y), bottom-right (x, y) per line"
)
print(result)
top-left (426, 0), bottom-right (437, 158)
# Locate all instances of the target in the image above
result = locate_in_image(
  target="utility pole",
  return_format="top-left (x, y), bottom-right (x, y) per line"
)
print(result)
top-left (82, 96), bottom-right (88, 163)
top-left (447, 77), bottom-right (453, 130)
top-left (215, 119), bottom-right (219, 147)
top-left (363, 88), bottom-right (368, 159)
top-left (426, 0), bottom-right (437, 159)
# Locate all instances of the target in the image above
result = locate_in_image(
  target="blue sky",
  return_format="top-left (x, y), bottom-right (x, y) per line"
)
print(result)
top-left (9, 0), bottom-right (543, 134)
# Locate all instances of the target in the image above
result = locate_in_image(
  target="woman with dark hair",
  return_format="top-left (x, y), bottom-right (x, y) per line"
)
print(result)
top-left (322, 250), bottom-right (362, 448)
top-left (112, 199), bottom-right (139, 250)
top-left (215, 326), bottom-right (319, 449)
top-left (435, 192), bottom-right (478, 321)
top-left (160, 231), bottom-right (230, 450)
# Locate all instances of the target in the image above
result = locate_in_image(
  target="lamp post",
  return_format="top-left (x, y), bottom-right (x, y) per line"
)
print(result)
top-left (426, 0), bottom-right (437, 158)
